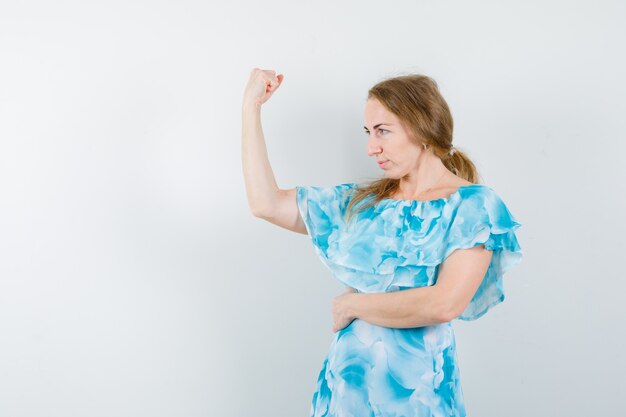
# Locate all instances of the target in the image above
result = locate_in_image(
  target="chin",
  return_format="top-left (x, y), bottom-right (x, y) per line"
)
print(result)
top-left (383, 172), bottom-right (401, 180)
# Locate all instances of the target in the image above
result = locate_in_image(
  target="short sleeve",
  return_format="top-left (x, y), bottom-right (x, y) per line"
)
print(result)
top-left (295, 183), bottom-right (355, 257)
top-left (443, 186), bottom-right (524, 321)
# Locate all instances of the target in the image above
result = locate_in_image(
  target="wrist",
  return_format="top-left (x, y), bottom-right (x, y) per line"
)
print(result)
top-left (349, 293), bottom-right (362, 320)
top-left (242, 99), bottom-right (262, 113)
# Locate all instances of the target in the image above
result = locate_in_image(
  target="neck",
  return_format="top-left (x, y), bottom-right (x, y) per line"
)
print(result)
top-left (396, 154), bottom-right (451, 197)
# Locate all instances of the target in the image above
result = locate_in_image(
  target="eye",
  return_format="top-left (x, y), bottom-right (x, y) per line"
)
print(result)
top-left (378, 128), bottom-right (389, 135)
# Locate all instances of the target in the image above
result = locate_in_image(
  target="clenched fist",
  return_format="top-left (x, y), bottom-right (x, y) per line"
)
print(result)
top-left (242, 68), bottom-right (284, 108)
top-left (332, 286), bottom-right (358, 333)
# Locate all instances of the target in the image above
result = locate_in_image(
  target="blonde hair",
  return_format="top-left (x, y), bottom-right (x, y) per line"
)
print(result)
top-left (345, 74), bottom-right (479, 224)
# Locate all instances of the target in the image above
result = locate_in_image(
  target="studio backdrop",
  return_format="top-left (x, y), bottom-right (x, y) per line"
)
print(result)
top-left (1, 1), bottom-right (624, 416)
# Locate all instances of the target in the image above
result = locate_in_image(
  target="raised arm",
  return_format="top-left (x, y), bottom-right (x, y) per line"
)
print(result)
top-left (241, 68), bottom-right (306, 234)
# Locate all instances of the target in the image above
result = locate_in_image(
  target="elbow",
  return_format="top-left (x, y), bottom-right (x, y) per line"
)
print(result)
top-left (437, 300), bottom-right (462, 323)
top-left (437, 309), bottom-right (455, 324)
top-left (249, 191), bottom-right (282, 218)
top-left (249, 201), bottom-right (273, 218)
top-left (250, 205), bottom-right (266, 218)
top-left (439, 309), bottom-right (458, 323)
top-left (431, 286), bottom-right (467, 323)
top-left (442, 302), bottom-right (470, 323)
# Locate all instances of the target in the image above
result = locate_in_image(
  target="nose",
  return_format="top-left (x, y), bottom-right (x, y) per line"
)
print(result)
top-left (367, 136), bottom-right (382, 157)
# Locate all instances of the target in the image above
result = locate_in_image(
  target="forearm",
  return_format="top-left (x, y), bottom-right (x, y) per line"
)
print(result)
top-left (350, 286), bottom-right (451, 328)
top-left (241, 101), bottom-right (279, 215)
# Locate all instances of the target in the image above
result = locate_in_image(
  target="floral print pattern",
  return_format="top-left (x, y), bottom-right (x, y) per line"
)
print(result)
top-left (296, 182), bottom-right (523, 416)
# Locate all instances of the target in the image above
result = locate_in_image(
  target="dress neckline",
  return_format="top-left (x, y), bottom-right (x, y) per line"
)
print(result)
top-left (377, 184), bottom-right (481, 205)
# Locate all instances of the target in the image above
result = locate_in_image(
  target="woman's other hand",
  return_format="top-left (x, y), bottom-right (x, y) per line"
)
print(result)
top-left (242, 68), bottom-right (284, 108)
top-left (331, 286), bottom-right (358, 333)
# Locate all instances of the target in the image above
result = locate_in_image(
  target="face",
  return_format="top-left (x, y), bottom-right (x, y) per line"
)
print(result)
top-left (363, 98), bottom-right (423, 177)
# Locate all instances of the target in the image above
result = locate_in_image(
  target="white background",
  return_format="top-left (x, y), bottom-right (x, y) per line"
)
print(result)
top-left (1, 1), bottom-right (625, 416)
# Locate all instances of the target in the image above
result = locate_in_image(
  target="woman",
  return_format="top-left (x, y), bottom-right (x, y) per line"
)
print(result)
top-left (241, 68), bottom-right (523, 417)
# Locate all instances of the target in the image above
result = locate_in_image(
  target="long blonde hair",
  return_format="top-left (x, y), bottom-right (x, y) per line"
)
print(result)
top-left (344, 74), bottom-right (479, 224)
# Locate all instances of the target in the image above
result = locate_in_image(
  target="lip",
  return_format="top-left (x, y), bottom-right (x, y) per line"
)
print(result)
top-left (377, 160), bottom-right (388, 168)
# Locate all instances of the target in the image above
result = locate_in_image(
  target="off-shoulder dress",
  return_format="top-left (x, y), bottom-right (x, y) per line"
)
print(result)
top-left (295, 182), bottom-right (524, 417)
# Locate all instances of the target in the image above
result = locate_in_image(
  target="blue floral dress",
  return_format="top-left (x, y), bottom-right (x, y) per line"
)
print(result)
top-left (295, 182), bottom-right (523, 417)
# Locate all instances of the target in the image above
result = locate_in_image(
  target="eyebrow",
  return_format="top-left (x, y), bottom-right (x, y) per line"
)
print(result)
top-left (363, 123), bottom-right (392, 130)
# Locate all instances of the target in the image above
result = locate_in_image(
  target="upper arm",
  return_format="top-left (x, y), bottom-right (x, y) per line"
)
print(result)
top-left (434, 245), bottom-right (494, 321)
top-left (253, 187), bottom-right (308, 235)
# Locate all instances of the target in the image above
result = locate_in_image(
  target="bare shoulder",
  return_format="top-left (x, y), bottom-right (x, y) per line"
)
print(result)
top-left (456, 179), bottom-right (474, 187)
top-left (443, 175), bottom-right (474, 194)
top-left (448, 172), bottom-right (474, 187)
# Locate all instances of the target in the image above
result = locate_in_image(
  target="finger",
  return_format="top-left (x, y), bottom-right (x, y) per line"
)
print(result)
top-left (259, 69), bottom-right (276, 81)
top-left (258, 71), bottom-right (282, 93)
top-left (266, 72), bottom-right (281, 87)
top-left (267, 80), bottom-right (281, 94)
